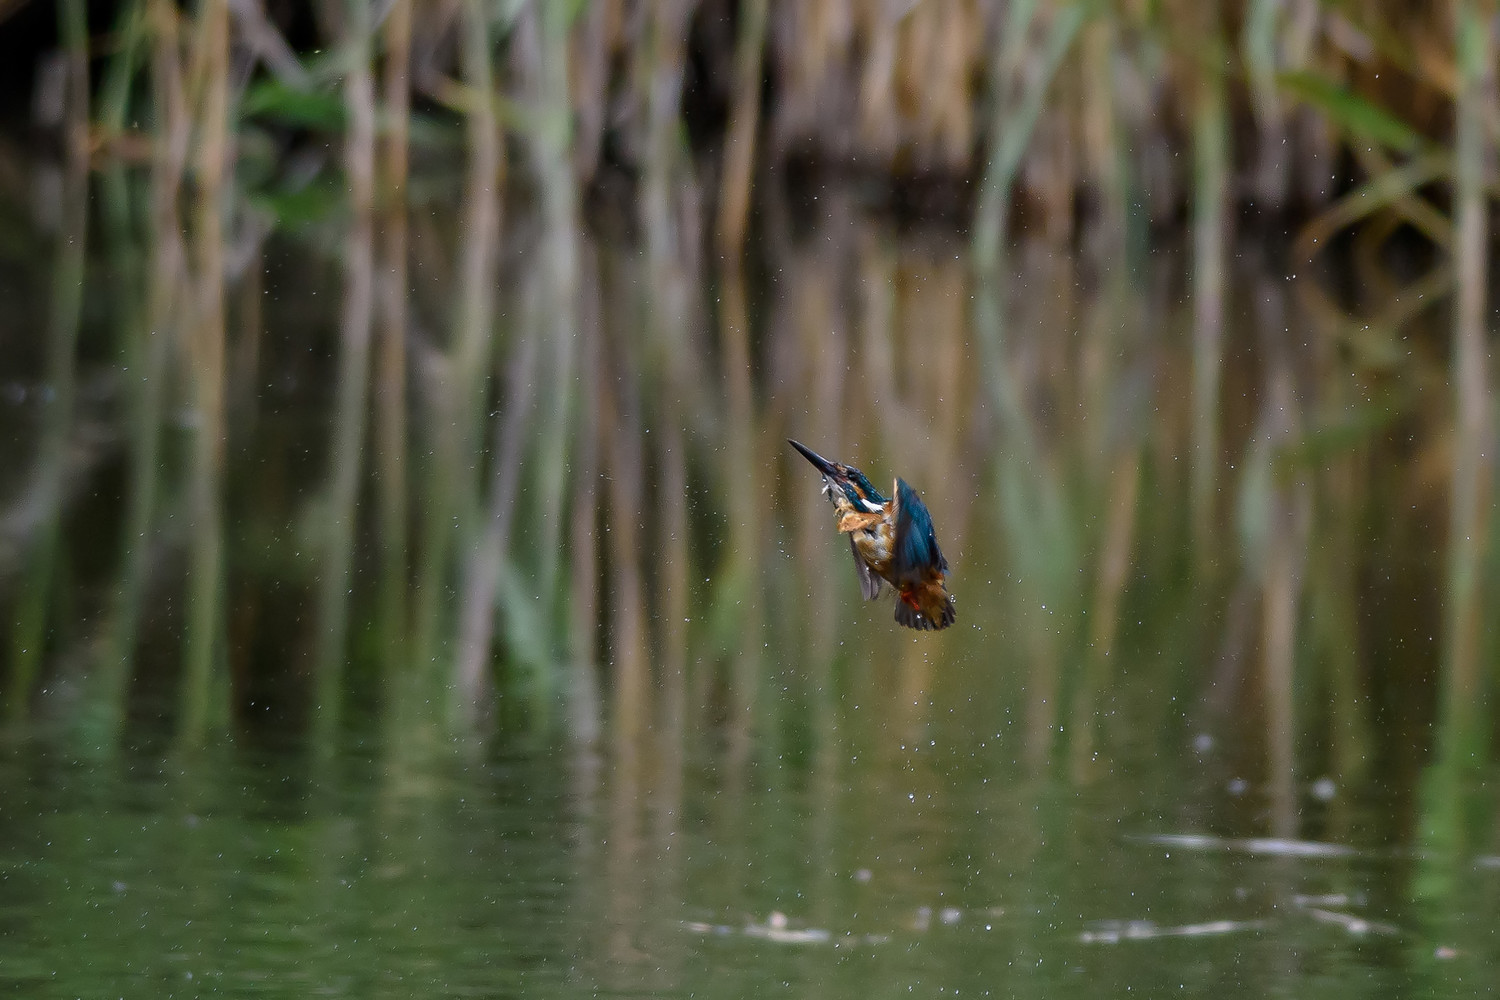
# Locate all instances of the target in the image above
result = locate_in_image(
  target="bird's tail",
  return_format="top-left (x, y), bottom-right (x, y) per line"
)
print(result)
top-left (894, 586), bottom-right (956, 631)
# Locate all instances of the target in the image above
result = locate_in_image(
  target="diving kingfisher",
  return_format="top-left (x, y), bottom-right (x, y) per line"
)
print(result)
top-left (789, 439), bottom-right (957, 631)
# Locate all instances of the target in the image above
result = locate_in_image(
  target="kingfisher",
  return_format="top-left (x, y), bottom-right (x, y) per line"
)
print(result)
top-left (789, 439), bottom-right (956, 631)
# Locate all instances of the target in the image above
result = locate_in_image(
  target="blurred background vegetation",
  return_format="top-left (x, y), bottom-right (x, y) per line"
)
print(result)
top-left (0, 0), bottom-right (1495, 802)
top-left (3, 1), bottom-right (1500, 990)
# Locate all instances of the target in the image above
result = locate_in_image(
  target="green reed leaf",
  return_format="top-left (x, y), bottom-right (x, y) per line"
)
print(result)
top-left (242, 78), bottom-right (347, 132)
top-left (1277, 70), bottom-right (1426, 152)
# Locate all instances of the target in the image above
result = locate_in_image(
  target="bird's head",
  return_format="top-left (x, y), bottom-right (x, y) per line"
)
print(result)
top-left (789, 440), bottom-right (889, 513)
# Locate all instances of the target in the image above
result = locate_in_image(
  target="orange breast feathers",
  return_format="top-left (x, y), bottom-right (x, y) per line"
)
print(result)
top-left (840, 514), bottom-right (894, 579)
top-left (836, 510), bottom-right (883, 533)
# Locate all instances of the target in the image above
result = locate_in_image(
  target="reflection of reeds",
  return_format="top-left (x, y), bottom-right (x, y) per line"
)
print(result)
top-left (566, 242), bottom-right (604, 744)
top-left (6, 0), bottom-right (1493, 823)
top-left (1416, 3), bottom-right (1494, 899)
top-left (312, 0), bottom-right (377, 754)
top-left (1189, 7), bottom-right (1231, 566)
top-left (178, 0), bottom-right (232, 747)
top-left (411, 0), bottom-right (503, 704)
top-left (373, 0), bottom-right (412, 657)
top-left (8, 0), bottom-right (89, 725)
top-left (1245, 274), bottom-right (1310, 840)
top-left (1437, 1), bottom-right (1494, 763)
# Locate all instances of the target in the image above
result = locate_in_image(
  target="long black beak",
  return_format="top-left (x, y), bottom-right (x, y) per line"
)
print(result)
top-left (788, 439), bottom-right (839, 478)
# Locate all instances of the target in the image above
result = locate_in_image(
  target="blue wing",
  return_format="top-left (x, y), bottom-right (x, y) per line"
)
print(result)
top-left (891, 478), bottom-right (948, 586)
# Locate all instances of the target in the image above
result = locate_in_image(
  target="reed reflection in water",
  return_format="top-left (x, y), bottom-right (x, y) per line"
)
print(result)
top-left (5, 165), bottom-right (1500, 987)
top-left (1, 121), bottom-right (1493, 797)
